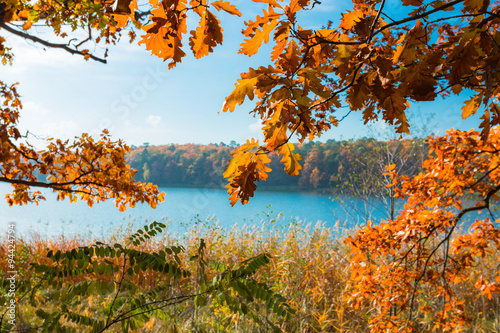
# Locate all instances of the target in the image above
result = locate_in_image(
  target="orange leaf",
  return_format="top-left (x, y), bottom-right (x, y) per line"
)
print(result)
top-left (22, 20), bottom-right (33, 30)
top-left (271, 21), bottom-right (290, 60)
top-left (211, 0), bottom-right (242, 16)
top-left (189, 10), bottom-right (223, 59)
top-left (279, 142), bottom-right (303, 176)
top-left (462, 95), bottom-right (481, 119)
top-left (239, 19), bottom-right (279, 56)
top-left (222, 67), bottom-right (275, 112)
top-left (252, 0), bottom-right (283, 8)
top-left (339, 10), bottom-right (364, 30)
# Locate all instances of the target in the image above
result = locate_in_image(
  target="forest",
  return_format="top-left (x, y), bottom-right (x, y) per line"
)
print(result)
top-left (127, 138), bottom-right (427, 191)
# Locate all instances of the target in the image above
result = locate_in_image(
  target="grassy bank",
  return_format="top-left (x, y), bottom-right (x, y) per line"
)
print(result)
top-left (1, 214), bottom-right (498, 332)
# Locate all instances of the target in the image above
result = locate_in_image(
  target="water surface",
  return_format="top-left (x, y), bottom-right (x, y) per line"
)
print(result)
top-left (0, 184), bottom-right (390, 238)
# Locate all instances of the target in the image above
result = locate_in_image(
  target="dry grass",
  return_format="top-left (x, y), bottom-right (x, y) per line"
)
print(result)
top-left (0, 213), bottom-right (498, 332)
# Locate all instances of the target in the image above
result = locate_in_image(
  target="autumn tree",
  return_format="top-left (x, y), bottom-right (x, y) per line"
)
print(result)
top-left (1, 0), bottom-right (498, 205)
top-left (0, 2), bottom-right (168, 209)
top-left (217, 0), bottom-right (500, 205)
top-left (347, 128), bottom-right (500, 331)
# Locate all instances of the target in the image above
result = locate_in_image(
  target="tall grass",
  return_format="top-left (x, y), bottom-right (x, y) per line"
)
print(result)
top-left (1, 212), bottom-right (498, 332)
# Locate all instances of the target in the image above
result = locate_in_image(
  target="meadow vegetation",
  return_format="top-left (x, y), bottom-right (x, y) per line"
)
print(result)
top-left (1, 211), bottom-right (498, 332)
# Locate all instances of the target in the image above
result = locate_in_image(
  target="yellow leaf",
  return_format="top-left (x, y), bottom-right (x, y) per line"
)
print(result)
top-left (211, 0), bottom-right (242, 16)
top-left (279, 142), bottom-right (303, 176)
top-left (223, 139), bottom-right (259, 177)
top-left (239, 19), bottom-right (278, 56)
top-left (252, 0), bottom-right (283, 8)
top-left (461, 95), bottom-right (481, 119)
top-left (222, 69), bottom-right (264, 112)
top-left (22, 20), bottom-right (33, 30)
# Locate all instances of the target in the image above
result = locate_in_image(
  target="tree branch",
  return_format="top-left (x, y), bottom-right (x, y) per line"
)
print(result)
top-left (0, 22), bottom-right (107, 64)
top-left (367, 0), bottom-right (386, 44)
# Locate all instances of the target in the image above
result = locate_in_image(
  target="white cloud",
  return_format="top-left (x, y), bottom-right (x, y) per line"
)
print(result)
top-left (3, 35), bottom-right (82, 73)
top-left (248, 119), bottom-right (263, 132)
top-left (41, 120), bottom-right (80, 140)
top-left (16, 101), bottom-right (52, 139)
top-left (146, 115), bottom-right (161, 127)
top-left (23, 101), bottom-right (50, 116)
top-left (20, 101), bottom-right (79, 138)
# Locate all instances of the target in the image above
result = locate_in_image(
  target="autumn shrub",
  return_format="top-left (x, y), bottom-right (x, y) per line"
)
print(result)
top-left (347, 129), bottom-right (500, 332)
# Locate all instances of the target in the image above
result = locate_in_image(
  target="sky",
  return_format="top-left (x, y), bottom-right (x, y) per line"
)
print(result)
top-left (1, 0), bottom-right (482, 148)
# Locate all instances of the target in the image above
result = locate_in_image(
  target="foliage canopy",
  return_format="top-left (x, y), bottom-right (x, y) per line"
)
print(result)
top-left (1, 0), bottom-right (499, 204)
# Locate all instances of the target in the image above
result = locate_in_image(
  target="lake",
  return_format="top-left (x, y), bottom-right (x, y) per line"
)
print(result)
top-left (0, 183), bottom-right (391, 238)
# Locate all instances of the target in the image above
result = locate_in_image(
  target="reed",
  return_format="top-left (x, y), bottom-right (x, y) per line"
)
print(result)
top-left (1, 213), bottom-right (498, 332)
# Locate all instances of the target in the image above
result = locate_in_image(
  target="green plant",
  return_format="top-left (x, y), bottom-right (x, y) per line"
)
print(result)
top-left (0, 221), bottom-right (294, 333)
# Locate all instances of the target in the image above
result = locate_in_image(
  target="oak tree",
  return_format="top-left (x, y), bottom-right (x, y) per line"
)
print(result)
top-left (1, 0), bottom-right (499, 206)
top-left (0, 81), bottom-right (164, 210)
top-left (347, 128), bottom-right (500, 331)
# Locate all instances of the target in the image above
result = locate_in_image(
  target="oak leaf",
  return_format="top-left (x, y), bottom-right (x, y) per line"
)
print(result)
top-left (339, 10), bottom-right (364, 31)
top-left (462, 94), bottom-right (482, 119)
top-left (279, 142), bottom-right (303, 176)
top-left (211, 0), bottom-right (242, 17)
top-left (189, 10), bottom-right (223, 59)
top-left (239, 19), bottom-right (279, 56)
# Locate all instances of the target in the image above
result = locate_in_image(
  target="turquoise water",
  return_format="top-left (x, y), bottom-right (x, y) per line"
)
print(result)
top-left (0, 183), bottom-right (390, 238)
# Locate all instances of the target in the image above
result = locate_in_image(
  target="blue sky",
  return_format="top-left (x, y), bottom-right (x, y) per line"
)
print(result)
top-left (2, 0), bottom-right (481, 148)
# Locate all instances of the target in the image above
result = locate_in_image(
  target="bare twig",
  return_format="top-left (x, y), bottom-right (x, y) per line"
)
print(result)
top-left (0, 22), bottom-right (107, 64)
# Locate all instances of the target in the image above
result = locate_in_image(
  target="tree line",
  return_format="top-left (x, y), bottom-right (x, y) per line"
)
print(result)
top-left (126, 138), bottom-right (427, 192)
